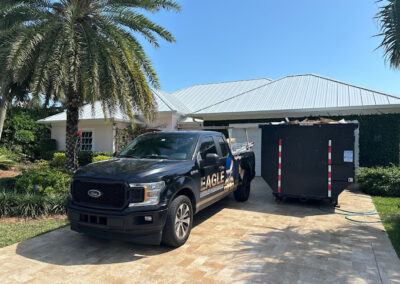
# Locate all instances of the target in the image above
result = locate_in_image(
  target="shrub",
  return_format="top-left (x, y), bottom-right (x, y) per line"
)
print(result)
top-left (51, 152), bottom-right (65, 168)
top-left (0, 177), bottom-right (17, 192)
top-left (93, 151), bottom-right (113, 157)
top-left (38, 138), bottom-right (57, 158)
top-left (0, 106), bottom-right (62, 161)
top-left (14, 130), bottom-right (35, 144)
top-left (92, 155), bottom-right (111, 163)
top-left (356, 166), bottom-right (400, 197)
top-left (0, 192), bottom-right (67, 218)
top-left (42, 150), bottom-right (60, 161)
top-left (0, 146), bottom-right (20, 162)
top-left (78, 151), bottom-right (93, 166)
top-left (15, 162), bottom-right (71, 195)
top-left (0, 155), bottom-right (15, 170)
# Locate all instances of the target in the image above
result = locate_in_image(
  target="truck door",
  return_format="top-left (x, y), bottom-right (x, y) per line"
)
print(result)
top-left (215, 135), bottom-right (236, 189)
top-left (197, 136), bottom-right (225, 201)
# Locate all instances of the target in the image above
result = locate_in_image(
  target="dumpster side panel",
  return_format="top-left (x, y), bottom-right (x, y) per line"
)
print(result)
top-left (260, 123), bottom-right (357, 202)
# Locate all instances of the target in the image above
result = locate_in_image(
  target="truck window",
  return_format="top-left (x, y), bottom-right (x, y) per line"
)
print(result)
top-left (118, 133), bottom-right (198, 160)
top-left (217, 136), bottom-right (230, 157)
top-left (198, 136), bottom-right (217, 160)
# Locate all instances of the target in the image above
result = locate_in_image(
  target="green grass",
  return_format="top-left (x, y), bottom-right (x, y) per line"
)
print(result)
top-left (372, 196), bottom-right (400, 257)
top-left (0, 218), bottom-right (69, 248)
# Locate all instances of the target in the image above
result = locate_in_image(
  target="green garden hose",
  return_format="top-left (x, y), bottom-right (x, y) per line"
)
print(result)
top-left (319, 206), bottom-right (383, 223)
top-left (344, 212), bottom-right (382, 223)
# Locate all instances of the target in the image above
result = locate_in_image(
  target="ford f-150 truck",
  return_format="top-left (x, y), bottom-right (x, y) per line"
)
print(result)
top-left (68, 131), bottom-right (255, 247)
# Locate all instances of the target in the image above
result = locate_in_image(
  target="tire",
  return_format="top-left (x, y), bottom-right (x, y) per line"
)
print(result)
top-left (234, 170), bottom-right (251, 202)
top-left (161, 195), bottom-right (193, 247)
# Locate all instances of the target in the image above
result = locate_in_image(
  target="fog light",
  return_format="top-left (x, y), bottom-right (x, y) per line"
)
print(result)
top-left (144, 216), bottom-right (152, 222)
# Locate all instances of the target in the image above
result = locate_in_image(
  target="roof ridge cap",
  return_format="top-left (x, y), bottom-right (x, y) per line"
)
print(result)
top-left (191, 79), bottom-right (282, 114)
top-left (152, 89), bottom-right (176, 112)
top-left (172, 77), bottom-right (272, 93)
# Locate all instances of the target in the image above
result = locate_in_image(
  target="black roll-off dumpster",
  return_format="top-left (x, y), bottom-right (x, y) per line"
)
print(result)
top-left (260, 121), bottom-right (358, 206)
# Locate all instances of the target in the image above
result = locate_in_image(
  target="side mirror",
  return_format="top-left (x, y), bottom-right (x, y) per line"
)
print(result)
top-left (113, 151), bottom-right (120, 157)
top-left (205, 153), bottom-right (219, 166)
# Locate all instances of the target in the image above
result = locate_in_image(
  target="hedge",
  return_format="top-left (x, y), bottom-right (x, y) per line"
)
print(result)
top-left (356, 166), bottom-right (400, 197)
top-left (92, 155), bottom-right (111, 162)
top-left (0, 192), bottom-right (67, 218)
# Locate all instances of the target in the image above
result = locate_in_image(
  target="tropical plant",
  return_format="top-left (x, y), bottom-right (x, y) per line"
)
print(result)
top-left (376, 0), bottom-right (400, 68)
top-left (0, 0), bottom-right (180, 170)
top-left (0, 154), bottom-right (15, 170)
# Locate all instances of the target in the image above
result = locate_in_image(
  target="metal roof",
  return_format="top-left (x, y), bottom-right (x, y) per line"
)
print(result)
top-left (190, 74), bottom-right (400, 118)
top-left (38, 74), bottom-right (400, 124)
top-left (38, 89), bottom-right (183, 124)
top-left (172, 78), bottom-right (272, 113)
top-left (37, 101), bottom-right (138, 123)
top-left (153, 89), bottom-right (191, 114)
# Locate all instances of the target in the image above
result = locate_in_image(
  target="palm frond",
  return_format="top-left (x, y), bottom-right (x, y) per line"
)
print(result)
top-left (106, 0), bottom-right (181, 12)
top-left (376, 0), bottom-right (400, 68)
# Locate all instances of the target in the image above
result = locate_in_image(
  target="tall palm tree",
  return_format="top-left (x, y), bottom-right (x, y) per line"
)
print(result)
top-left (0, 0), bottom-right (180, 170)
top-left (376, 0), bottom-right (400, 68)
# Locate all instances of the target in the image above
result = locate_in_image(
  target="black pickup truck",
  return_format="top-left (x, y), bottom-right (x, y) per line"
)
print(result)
top-left (68, 131), bottom-right (255, 247)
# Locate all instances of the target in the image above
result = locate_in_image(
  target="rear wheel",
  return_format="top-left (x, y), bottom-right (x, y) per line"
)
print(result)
top-left (234, 170), bottom-right (251, 202)
top-left (162, 195), bottom-right (193, 247)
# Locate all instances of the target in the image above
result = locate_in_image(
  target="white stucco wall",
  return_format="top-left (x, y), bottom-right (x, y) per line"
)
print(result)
top-left (48, 112), bottom-right (183, 153)
top-left (51, 121), bottom-right (115, 152)
top-left (145, 112), bottom-right (180, 130)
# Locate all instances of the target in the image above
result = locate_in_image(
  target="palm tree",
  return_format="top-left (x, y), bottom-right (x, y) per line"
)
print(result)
top-left (0, 0), bottom-right (180, 170)
top-left (376, 0), bottom-right (400, 68)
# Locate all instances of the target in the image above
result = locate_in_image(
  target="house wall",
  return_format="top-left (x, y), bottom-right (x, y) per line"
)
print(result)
top-left (51, 121), bottom-right (115, 152)
top-left (145, 112), bottom-right (181, 130)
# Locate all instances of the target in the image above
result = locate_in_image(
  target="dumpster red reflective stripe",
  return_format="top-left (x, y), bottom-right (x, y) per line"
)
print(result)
top-left (328, 140), bottom-right (332, 197)
top-left (278, 139), bottom-right (282, 193)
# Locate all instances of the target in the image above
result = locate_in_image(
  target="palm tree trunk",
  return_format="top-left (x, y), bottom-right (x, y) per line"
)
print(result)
top-left (0, 90), bottom-right (9, 142)
top-left (65, 87), bottom-right (80, 170)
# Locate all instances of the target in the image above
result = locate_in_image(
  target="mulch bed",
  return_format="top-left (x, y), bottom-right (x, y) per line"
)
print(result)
top-left (0, 215), bottom-right (67, 224)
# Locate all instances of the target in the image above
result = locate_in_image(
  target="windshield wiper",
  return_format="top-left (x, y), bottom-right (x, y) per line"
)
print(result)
top-left (143, 154), bottom-right (170, 160)
top-left (120, 155), bottom-right (140, 159)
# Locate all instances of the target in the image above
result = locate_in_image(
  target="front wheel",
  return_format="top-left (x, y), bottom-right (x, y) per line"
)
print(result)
top-left (162, 195), bottom-right (193, 247)
top-left (234, 170), bottom-right (251, 202)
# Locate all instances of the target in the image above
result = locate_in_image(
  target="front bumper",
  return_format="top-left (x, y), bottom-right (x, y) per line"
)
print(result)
top-left (67, 201), bottom-right (168, 245)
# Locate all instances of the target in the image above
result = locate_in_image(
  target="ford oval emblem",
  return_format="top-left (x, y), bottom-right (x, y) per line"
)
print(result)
top-left (88, 189), bottom-right (102, 198)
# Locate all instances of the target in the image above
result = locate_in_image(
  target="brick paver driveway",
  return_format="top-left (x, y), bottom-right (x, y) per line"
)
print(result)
top-left (0, 178), bottom-right (399, 283)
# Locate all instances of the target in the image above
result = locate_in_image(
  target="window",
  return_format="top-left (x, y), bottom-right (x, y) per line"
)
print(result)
top-left (118, 133), bottom-right (198, 160)
top-left (198, 136), bottom-right (217, 160)
top-left (217, 136), bottom-right (230, 157)
top-left (80, 131), bottom-right (93, 151)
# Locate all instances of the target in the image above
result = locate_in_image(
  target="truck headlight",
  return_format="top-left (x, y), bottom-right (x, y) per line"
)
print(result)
top-left (128, 181), bottom-right (165, 207)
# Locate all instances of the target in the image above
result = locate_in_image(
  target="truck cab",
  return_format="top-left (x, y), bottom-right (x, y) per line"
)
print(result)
top-left (68, 131), bottom-right (255, 247)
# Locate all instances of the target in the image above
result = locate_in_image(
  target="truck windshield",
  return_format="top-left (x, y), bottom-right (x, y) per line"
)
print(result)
top-left (118, 133), bottom-right (198, 160)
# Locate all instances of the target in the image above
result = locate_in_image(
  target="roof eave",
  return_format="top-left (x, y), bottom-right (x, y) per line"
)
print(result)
top-left (189, 104), bottom-right (400, 120)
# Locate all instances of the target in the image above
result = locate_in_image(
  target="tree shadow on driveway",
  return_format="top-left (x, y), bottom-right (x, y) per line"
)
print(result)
top-left (14, 197), bottom-right (228, 266)
top-left (217, 223), bottom-right (400, 283)
top-left (14, 178), bottom-right (340, 267)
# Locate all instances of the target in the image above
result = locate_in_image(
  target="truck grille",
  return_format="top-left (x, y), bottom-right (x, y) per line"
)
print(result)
top-left (72, 181), bottom-right (126, 209)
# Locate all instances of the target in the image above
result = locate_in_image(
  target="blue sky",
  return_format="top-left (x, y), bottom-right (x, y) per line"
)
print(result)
top-left (142, 0), bottom-right (400, 95)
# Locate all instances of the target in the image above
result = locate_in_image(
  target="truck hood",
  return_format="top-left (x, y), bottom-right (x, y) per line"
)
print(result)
top-left (74, 158), bottom-right (194, 182)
